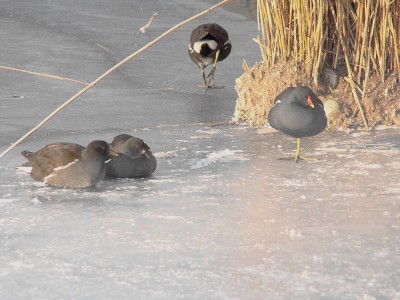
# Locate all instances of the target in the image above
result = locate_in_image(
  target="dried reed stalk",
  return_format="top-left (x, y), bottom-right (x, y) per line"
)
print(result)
top-left (0, 65), bottom-right (89, 85)
top-left (0, 0), bottom-right (232, 159)
top-left (140, 13), bottom-right (158, 34)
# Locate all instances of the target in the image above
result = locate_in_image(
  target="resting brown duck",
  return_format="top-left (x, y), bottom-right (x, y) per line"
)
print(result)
top-left (20, 140), bottom-right (117, 188)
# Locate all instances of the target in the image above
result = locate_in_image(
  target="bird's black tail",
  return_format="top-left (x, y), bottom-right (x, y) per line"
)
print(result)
top-left (21, 150), bottom-right (34, 161)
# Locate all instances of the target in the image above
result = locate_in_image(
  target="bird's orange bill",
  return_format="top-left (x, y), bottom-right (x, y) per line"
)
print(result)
top-left (307, 96), bottom-right (315, 108)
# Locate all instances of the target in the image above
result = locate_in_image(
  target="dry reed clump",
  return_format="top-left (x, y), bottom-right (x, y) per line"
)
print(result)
top-left (233, 60), bottom-right (312, 127)
top-left (234, 61), bottom-right (400, 130)
top-left (235, 0), bottom-right (400, 130)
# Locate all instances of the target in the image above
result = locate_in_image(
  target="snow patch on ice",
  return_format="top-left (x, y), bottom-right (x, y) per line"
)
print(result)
top-left (150, 178), bottom-right (184, 183)
top-left (176, 139), bottom-right (192, 143)
top-left (196, 129), bottom-right (220, 135)
top-left (264, 219), bottom-right (276, 223)
top-left (154, 151), bottom-right (177, 159)
top-left (356, 142), bottom-right (397, 150)
top-left (16, 166), bottom-right (32, 174)
top-left (191, 149), bottom-right (249, 169)
top-left (378, 187), bottom-right (400, 196)
top-left (279, 179), bottom-right (304, 187)
top-left (181, 185), bottom-right (209, 193)
top-left (200, 202), bottom-right (221, 206)
top-left (353, 162), bottom-right (383, 169)
top-left (0, 198), bottom-right (17, 205)
top-left (31, 197), bottom-right (42, 205)
top-left (32, 182), bottom-right (48, 188)
top-left (386, 161), bottom-right (400, 168)
top-left (285, 229), bottom-right (304, 238)
top-left (351, 132), bottom-right (370, 137)
top-left (198, 174), bottom-right (222, 179)
top-left (331, 192), bottom-right (358, 197)
top-left (322, 141), bottom-right (338, 147)
top-left (190, 135), bottom-right (210, 139)
top-left (143, 212), bottom-right (193, 223)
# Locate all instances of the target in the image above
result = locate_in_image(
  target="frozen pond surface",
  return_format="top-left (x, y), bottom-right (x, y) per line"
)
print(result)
top-left (1, 0), bottom-right (399, 299)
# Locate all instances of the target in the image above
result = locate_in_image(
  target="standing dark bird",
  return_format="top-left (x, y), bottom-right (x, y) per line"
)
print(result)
top-left (188, 23), bottom-right (231, 90)
top-left (20, 140), bottom-right (118, 188)
top-left (105, 134), bottom-right (157, 178)
top-left (267, 86), bottom-right (327, 162)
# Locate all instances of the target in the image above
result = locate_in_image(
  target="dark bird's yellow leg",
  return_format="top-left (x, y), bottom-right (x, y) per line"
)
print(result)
top-left (296, 138), bottom-right (320, 162)
top-left (278, 138), bottom-right (319, 162)
top-left (294, 138), bottom-right (301, 162)
top-left (278, 138), bottom-right (302, 162)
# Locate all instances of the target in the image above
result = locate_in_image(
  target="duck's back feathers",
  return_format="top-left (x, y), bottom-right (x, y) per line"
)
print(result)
top-left (106, 134), bottom-right (157, 178)
top-left (20, 141), bottom-right (112, 188)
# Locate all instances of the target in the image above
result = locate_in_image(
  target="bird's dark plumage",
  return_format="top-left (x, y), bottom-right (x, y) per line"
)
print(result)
top-left (105, 134), bottom-right (157, 178)
top-left (269, 86), bottom-right (327, 138)
top-left (20, 140), bottom-right (116, 188)
top-left (188, 23), bottom-right (231, 88)
top-left (268, 86), bottom-right (327, 161)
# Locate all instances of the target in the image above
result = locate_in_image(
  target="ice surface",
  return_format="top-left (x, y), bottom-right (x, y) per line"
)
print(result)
top-left (191, 149), bottom-right (248, 169)
top-left (1, 0), bottom-right (400, 299)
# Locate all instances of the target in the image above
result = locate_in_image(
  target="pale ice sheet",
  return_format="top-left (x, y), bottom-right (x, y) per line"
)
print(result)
top-left (0, 0), bottom-right (400, 299)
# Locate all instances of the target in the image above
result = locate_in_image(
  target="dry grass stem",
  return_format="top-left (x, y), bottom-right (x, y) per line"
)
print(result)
top-left (140, 13), bottom-right (158, 33)
top-left (0, 65), bottom-right (89, 85)
top-left (242, 60), bottom-right (250, 73)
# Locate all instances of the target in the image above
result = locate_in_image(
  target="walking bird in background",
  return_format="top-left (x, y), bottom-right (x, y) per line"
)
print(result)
top-left (188, 23), bottom-right (231, 90)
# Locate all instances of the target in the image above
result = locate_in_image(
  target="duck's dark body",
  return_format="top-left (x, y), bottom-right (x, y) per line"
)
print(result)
top-left (105, 134), bottom-right (156, 178)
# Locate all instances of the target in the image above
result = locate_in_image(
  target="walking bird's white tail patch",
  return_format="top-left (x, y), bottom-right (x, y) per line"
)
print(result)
top-left (193, 40), bottom-right (217, 53)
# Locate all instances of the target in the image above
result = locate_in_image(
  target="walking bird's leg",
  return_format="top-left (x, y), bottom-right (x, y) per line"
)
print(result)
top-left (205, 50), bottom-right (225, 89)
top-left (197, 67), bottom-right (211, 93)
top-left (200, 67), bottom-right (207, 87)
